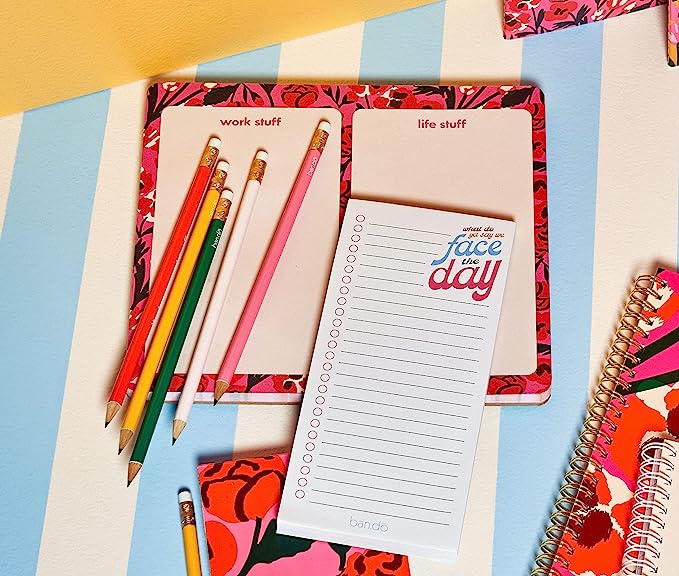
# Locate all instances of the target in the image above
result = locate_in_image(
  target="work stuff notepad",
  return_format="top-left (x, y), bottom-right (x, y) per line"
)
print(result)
top-left (278, 199), bottom-right (515, 560)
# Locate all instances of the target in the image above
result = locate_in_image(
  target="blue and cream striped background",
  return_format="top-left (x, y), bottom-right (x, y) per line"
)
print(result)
top-left (1, 2), bottom-right (678, 574)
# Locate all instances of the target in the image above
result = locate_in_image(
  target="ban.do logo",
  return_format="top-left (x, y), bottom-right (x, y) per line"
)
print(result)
top-left (349, 515), bottom-right (388, 532)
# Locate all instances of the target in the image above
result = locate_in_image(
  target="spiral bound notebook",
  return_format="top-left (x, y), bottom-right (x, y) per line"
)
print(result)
top-left (278, 199), bottom-right (515, 561)
top-left (621, 439), bottom-right (679, 574)
top-left (533, 269), bottom-right (679, 576)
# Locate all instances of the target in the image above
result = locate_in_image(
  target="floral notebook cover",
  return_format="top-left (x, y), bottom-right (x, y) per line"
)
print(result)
top-left (545, 268), bottom-right (679, 575)
top-left (197, 454), bottom-right (410, 576)
top-left (504, 0), bottom-right (664, 39)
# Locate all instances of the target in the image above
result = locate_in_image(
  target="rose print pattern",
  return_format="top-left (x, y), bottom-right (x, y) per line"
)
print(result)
top-left (129, 83), bottom-right (550, 400)
top-left (198, 454), bottom-right (411, 576)
top-left (339, 550), bottom-right (410, 576)
top-left (504, 0), bottom-right (665, 39)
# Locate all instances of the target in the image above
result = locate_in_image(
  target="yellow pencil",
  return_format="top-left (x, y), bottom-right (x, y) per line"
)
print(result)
top-left (178, 490), bottom-right (202, 576)
top-left (118, 160), bottom-right (229, 452)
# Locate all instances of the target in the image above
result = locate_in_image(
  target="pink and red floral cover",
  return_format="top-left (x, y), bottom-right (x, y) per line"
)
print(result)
top-left (132, 83), bottom-right (550, 402)
top-left (545, 269), bottom-right (679, 575)
top-left (670, 1), bottom-right (679, 65)
top-left (504, 0), bottom-right (665, 39)
top-left (198, 454), bottom-right (410, 576)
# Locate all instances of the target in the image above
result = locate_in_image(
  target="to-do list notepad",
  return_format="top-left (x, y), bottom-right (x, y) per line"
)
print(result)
top-left (278, 199), bottom-right (515, 560)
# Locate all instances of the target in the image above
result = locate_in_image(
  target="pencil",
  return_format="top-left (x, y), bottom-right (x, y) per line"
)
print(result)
top-left (127, 190), bottom-right (234, 484)
top-left (173, 151), bottom-right (268, 441)
top-left (119, 161), bottom-right (229, 452)
top-left (105, 138), bottom-right (220, 426)
top-left (214, 121), bottom-right (330, 403)
top-left (178, 490), bottom-right (202, 576)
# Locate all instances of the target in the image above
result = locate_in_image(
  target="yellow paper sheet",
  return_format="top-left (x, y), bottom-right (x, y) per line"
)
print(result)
top-left (0, 0), bottom-right (434, 116)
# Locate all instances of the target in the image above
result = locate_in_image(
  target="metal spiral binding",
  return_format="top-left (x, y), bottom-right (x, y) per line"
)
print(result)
top-left (620, 440), bottom-right (677, 575)
top-left (532, 274), bottom-right (663, 576)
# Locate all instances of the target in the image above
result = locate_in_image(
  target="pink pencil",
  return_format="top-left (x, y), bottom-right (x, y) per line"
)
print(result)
top-left (214, 120), bottom-right (331, 402)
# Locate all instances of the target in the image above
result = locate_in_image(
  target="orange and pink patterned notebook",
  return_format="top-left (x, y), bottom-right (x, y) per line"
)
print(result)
top-left (533, 268), bottom-right (679, 575)
top-left (197, 454), bottom-right (410, 576)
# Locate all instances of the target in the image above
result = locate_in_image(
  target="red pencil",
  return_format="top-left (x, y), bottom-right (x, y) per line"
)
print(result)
top-left (105, 137), bottom-right (221, 426)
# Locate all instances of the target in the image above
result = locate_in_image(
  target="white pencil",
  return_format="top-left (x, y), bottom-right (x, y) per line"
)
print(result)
top-left (173, 150), bottom-right (268, 441)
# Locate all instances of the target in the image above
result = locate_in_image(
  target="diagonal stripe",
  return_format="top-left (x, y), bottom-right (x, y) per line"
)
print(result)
top-left (590, 9), bottom-right (679, 387)
top-left (196, 45), bottom-right (282, 82)
top-left (495, 24), bottom-right (605, 575)
top-left (35, 80), bottom-right (148, 576)
top-left (0, 112), bottom-right (22, 238)
top-left (0, 90), bottom-right (110, 576)
top-left (127, 404), bottom-right (238, 576)
top-left (440, 0), bottom-right (522, 82)
top-left (278, 23), bottom-right (364, 84)
top-left (359, 1), bottom-right (446, 84)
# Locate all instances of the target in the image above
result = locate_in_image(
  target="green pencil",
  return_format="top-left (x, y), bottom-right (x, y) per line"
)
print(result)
top-left (127, 189), bottom-right (234, 485)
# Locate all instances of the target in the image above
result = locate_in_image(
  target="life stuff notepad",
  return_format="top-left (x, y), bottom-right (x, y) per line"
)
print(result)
top-left (278, 199), bottom-right (515, 560)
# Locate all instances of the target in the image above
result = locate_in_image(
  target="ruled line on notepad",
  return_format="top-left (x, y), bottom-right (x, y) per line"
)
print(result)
top-left (308, 501), bottom-right (450, 526)
top-left (344, 329), bottom-right (481, 351)
top-left (330, 395), bottom-right (469, 419)
top-left (334, 383), bottom-right (473, 406)
top-left (355, 275), bottom-right (422, 286)
top-left (337, 362), bottom-right (475, 384)
top-left (350, 307), bottom-right (485, 330)
top-left (318, 453), bottom-right (459, 477)
top-left (310, 489), bottom-right (453, 513)
top-left (327, 406), bottom-right (468, 431)
top-left (354, 284), bottom-right (490, 307)
top-left (343, 340), bottom-right (479, 362)
top-left (346, 318), bottom-right (484, 341)
top-left (325, 429), bottom-right (464, 451)
top-left (363, 244), bottom-right (438, 256)
top-left (360, 263), bottom-right (424, 274)
top-left (363, 253), bottom-right (428, 265)
top-left (315, 477), bottom-right (456, 501)
top-left (326, 418), bottom-right (466, 441)
top-left (316, 465), bottom-right (457, 488)
top-left (335, 372), bottom-right (474, 396)
top-left (352, 296), bottom-right (488, 319)
top-left (366, 232), bottom-right (441, 246)
top-left (321, 441), bottom-right (461, 463)
top-left (340, 351), bottom-right (479, 374)
top-left (368, 222), bottom-right (451, 237)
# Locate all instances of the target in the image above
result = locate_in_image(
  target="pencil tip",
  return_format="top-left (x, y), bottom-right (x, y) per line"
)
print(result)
top-left (119, 429), bottom-right (134, 453)
top-left (118, 447), bottom-right (123, 455)
top-left (105, 402), bottom-right (120, 426)
top-left (214, 380), bottom-right (228, 404)
top-left (172, 420), bottom-right (186, 442)
top-left (128, 462), bottom-right (142, 485)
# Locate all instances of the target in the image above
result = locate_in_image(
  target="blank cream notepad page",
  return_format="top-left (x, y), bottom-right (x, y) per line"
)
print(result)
top-left (153, 106), bottom-right (341, 379)
top-left (278, 199), bottom-right (515, 560)
top-left (352, 108), bottom-right (535, 377)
